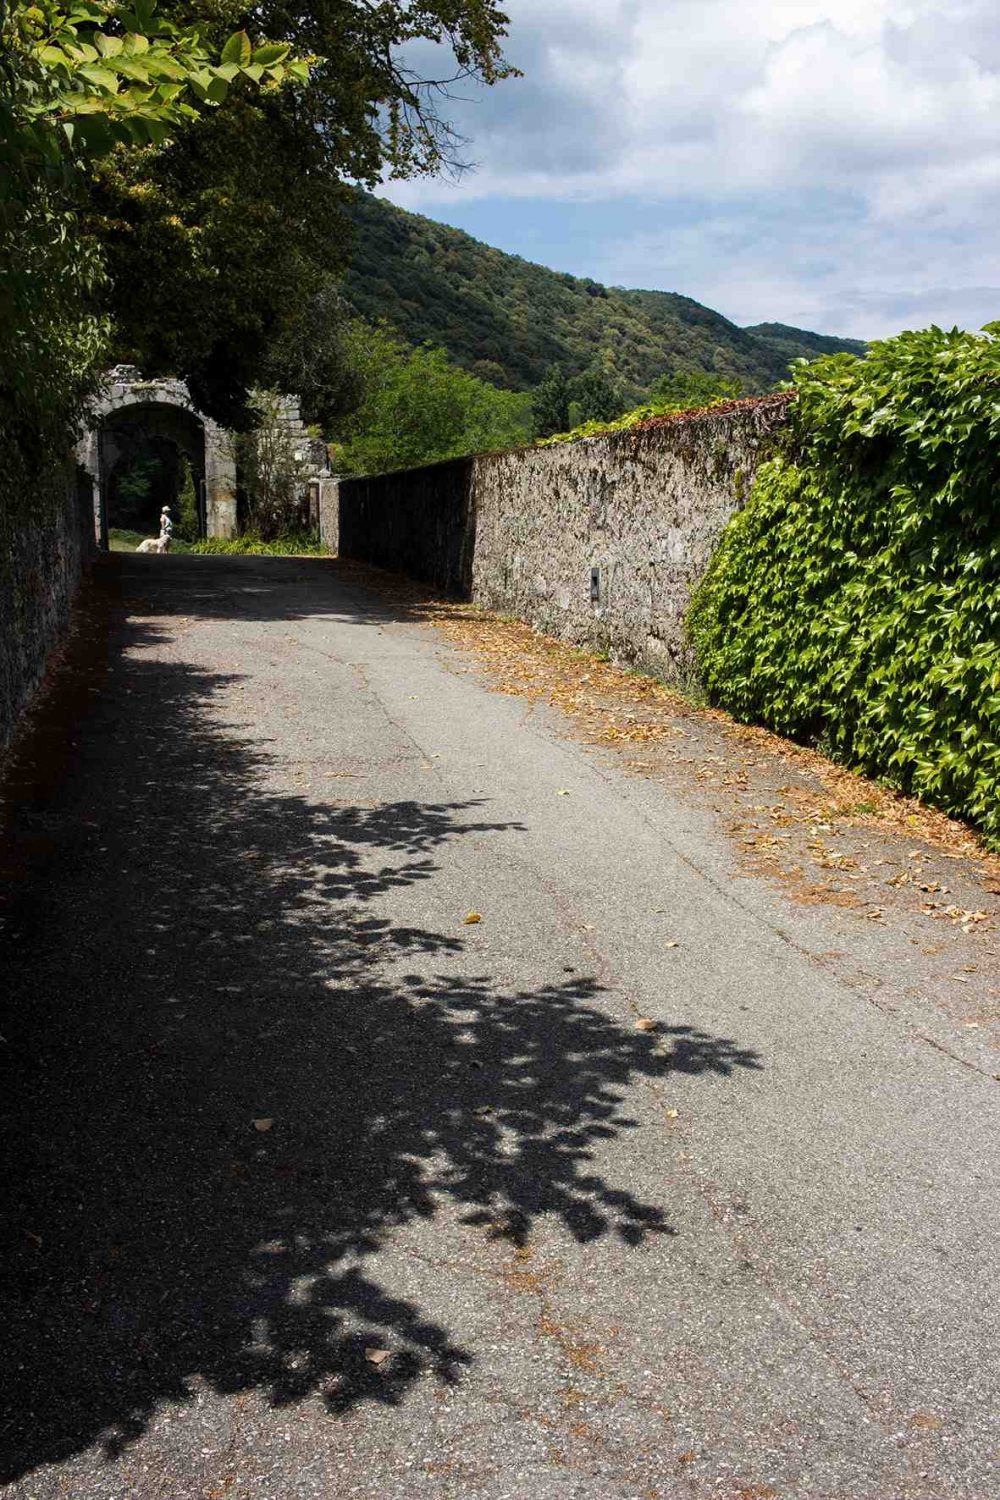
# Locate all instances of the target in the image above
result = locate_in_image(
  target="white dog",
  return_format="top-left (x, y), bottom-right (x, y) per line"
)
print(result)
top-left (136, 534), bottom-right (171, 554)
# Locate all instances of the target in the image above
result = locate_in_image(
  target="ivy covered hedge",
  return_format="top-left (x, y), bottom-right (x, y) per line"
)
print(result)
top-left (688, 325), bottom-right (1000, 847)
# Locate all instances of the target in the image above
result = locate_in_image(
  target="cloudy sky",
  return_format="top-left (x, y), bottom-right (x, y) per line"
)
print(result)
top-left (381, 0), bottom-right (1000, 340)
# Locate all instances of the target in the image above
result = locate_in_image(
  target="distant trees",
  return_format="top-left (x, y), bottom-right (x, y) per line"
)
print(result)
top-left (532, 367), bottom-right (572, 438)
top-left (532, 363), bottom-right (629, 437)
top-left (570, 365), bottom-right (626, 425)
top-left (648, 371), bottom-right (743, 408)
top-left (263, 283), bottom-right (369, 434)
top-left (334, 333), bottom-right (533, 475)
top-left (341, 196), bottom-right (852, 402)
top-left (175, 459), bottom-right (200, 541)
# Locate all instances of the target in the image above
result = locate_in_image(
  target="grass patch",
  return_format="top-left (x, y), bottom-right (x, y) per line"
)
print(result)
top-left (192, 530), bottom-right (330, 557)
top-left (108, 528), bottom-right (194, 554)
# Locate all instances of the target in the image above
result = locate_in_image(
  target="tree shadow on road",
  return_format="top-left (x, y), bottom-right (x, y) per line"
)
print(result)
top-left (0, 561), bottom-right (761, 1482)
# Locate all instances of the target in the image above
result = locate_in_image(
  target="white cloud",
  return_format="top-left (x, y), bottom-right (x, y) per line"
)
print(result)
top-left (381, 0), bottom-right (1000, 335)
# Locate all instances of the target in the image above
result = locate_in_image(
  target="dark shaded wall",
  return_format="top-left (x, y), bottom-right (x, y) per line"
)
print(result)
top-left (337, 456), bottom-right (477, 597)
top-left (0, 453), bottom-right (95, 757)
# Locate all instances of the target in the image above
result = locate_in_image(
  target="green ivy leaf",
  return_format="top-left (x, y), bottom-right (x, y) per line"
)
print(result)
top-left (221, 30), bottom-right (251, 67)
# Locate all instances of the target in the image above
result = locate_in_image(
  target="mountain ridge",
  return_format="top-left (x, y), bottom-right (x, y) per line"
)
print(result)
top-left (342, 194), bottom-right (865, 398)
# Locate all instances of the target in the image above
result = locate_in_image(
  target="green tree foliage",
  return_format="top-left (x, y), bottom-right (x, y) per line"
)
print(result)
top-left (648, 370), bottom-right (744, 407)
top-left (2, 1), bottom-right (516, 452)
top-left (569, 364), bottom-right (626, 425)
top-left (113, 449), bottom-right (162, 524)
top-left (532, 365), bottom-right (572, 438)
top-left (342, 194), bottom-right (866, 399)
top-left (745, 323), bottom-right (868, 367)
top-left (1, 0), bottom-right (311, 462)
top-left (231, 0), bottom-right (516, 180)
top-left (107, 437), bottom-right (199, 533)
top-left (535, 372), bottom-right (751, 449)
top-left (175, 455), bottom-right (199, 539)
top-left (89, 104), bottom-right (346, 429)
top-left (688, 326), bottom-right (1000, 847)
top-left (11, 0), bottom-right (308, 158)
top-left (84, 0), bottom-right (517, 423)
top-left (335, 330), bottom-right (532, 475)
top-left (262, 282), bottom-right (370, 434)
top-left (234, 390), bottom-right (312, 539)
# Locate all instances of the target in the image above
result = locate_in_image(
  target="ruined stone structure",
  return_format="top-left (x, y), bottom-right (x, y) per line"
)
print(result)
top-left (337, 393), bottom-right (793, 684)
top-left (77, 367), bottom-right (238, 544)
top-left (77, 369), bottom-right (335, 545)
top-left (1, 372), bottom-right (334, 755)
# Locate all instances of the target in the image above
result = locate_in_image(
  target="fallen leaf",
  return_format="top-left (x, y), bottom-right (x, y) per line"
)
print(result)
top-left (907, 1411), bottom-right (944, 1432)
top-left (253, 1117), bottom-right (274, 1132)
top-left (364, 1347), bottom-right (391, 1366)
top-left (635, 1017), bottom-right (656, 1031)
top-left (464, 912), bottom-right (482, 925)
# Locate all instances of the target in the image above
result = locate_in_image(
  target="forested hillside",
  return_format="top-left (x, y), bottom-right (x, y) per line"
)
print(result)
top-left (745, 322), bottom-right (868, 366)
top-left (342, 194), bottom-right (864, 397)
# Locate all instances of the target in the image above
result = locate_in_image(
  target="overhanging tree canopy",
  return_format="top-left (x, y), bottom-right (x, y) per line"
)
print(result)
top-left (87, 0), bottom-right (517, 422)
top-left (1, 0), bottom-right (516, 446)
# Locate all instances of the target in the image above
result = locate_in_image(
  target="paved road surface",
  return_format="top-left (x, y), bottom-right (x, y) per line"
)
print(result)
top-left (1, 556), bottom-right (997, 1499)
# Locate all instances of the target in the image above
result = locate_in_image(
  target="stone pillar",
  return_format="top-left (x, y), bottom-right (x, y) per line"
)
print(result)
top-left (318, 478), bottom-right (340, 554)
top-left (75, 429), bottom-right (105, 548)
top-left (204, 419), bottom-right (237, 538)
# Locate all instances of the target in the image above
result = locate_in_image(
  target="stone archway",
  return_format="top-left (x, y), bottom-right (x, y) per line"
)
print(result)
top-left (78, 367), bottom-right (237, 548)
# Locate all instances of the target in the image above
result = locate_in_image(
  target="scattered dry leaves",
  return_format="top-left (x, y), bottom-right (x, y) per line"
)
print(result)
top-left (334, 561), bottom-right (1000, 945)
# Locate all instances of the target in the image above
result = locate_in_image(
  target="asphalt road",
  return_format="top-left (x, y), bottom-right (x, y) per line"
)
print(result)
top-left (1, 555), bottom-right (997, 1500)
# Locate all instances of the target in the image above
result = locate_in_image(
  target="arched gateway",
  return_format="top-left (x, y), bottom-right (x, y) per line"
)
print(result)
top-left (78, 366), bottom-right (237, 547)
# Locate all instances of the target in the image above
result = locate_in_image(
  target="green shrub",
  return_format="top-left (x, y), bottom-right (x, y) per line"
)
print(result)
top-left (688, 325), bottom-right (1000, 847)
top-left (192, 530), bottom-right (328, 556)
top-left (175, 459), bottom-right (200, 542)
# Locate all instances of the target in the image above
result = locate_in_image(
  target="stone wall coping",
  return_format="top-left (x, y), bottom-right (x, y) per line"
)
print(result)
top-left (338, 390), bottom-right (795, 486)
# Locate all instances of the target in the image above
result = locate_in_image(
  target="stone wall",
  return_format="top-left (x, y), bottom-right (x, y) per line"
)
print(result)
top-left (338, 394), bottom-right (792, 682)
top-left (0, 457), bottom-right (95, 758)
